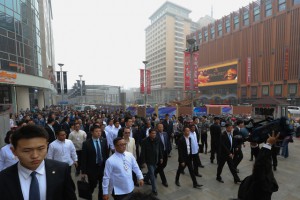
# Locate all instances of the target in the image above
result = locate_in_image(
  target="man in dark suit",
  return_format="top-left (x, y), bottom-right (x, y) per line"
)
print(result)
top-left (175, 127), bottom-right (203, 189)
top-left (232, 120), bottom-right (244, 172)
top-left (0, 125), bottom-right (76, 200)
top-left (216, 123), bottom-right (241, 184)
top-left (44, 117), bottom-right (56, 143)
top-left (155, 123), bottom-right (171, 187)
top-left (210, 116), bottom-right (222, 163)
top-left (81, 125), bottom-right (108, 200)
top-left (140, 120), bottom-right (152, 141)
top-left (162, 114), bottom-right (173, 157)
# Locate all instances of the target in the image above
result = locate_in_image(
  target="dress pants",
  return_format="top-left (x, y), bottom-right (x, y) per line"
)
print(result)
top-left (217, 156), bottom-right (239, 181)
top-left (210, 141), bottom-right (218, 162)
top-left (145, 164), bottom-right (157, 192)
top-left (76, 150), bottom-right (82, 173)
top-left (112, 191), bottom-right (133, 200)
top-left (192, 153), bottom-right (200, 175)
top-left (175, 155), bottom-right (197, 185)
top-left (233, 147), bottom-right (243, 169)
top-left (88, 164), bottom-right (104, 200)
top-left (155, 151), bottom-right (168, 184)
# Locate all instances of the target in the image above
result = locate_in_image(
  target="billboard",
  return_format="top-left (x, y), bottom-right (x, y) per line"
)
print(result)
top-left (198, 61), bottom-right (238, 87)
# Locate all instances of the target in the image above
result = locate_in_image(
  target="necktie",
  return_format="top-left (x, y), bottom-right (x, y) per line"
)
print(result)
top-left (228, 133), bottom-right (232, 148)
top-left (96, 140), bottom-right (102, 164)
top-left (29, 171), bottom-right (40, 200)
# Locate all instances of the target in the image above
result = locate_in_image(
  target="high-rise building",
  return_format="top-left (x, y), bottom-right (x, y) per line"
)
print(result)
top-left (145, 1), bottom-right (199, 104)
top-left (0, 0), bottom-right (56, 112)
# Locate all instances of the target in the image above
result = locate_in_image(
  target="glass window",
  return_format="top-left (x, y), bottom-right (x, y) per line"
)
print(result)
top-left (218, 23), bottom-right (222, 36)
top-left (262, 86), bottom-right (269, 96)
top-left (274, 85), bottom-right (282, 95)
top-left (278, 0), bottom-right (286, 11)
top-left (253, 5), bottom-right (260, 22)
top-left (198, 32), bottom-right (202, 43)
top-left (210, 26), bottom-right (215, 39)
top-left (294, 0), bottom-right (300, 4)
top-left (234, 15), bottom-right (239, 29)
top-left (289, 84), bottom-right (297, 94)
top-left (204, 30), bottom-right (208, 41)
top-left (225, 18), bottom-right (230, 33)
top-left (241, 87), bottom-right (247, 96)
top-left (243, 11), bottom-right (249, 26)
top-left (251, 87), bottom-right (257, 96)
top-left (5, 0), bottom-right (13, 10)
top-left (265, 0), bottom-right (272, 17)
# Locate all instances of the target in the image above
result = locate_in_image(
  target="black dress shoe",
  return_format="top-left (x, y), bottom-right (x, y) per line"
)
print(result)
top-left (236, 169), bottom-right (239, 173)
top-left (273, 166), bottom-right (277, 171)
top-left (216, 177), bottom-right (224, 183)
top-left (210, 160), bottom-right (214, 164)
top-left (195, 174), bottom-right (202, 177)
top-left (234, 179), bottom-right (242, 184)
top-left (199, 165), bottom-right (204, 168)
top-left (162, 182), bottom-right (168, 187)
top-left (180, 170), bottom-right (185, 175)
top-left (144, 180), bottom-right (152, 185)
top-left (193, 184), bottom-right (203, 188)
top-left (175, 181), bottom-right (181, 186)
top-left (152, 191), bottom-right (158, 196)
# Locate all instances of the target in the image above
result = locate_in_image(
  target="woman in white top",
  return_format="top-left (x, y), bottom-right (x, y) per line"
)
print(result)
top-left (123, 127), bottom-right (136, 159)
top-left (0, 131), bottom-right (18, 171)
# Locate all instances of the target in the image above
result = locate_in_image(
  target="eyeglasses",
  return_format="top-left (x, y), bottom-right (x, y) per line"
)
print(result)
top-left (124, 132), bottom-right (130, 134)
top-left (117, 143), bottom-right (127, 147)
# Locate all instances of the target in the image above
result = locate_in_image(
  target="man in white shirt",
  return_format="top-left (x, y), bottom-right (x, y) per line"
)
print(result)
top-left (47, 130), bottom-right (78, 173)
top-left (102, 137), bottom-right (144, 200)
top-left (105, 118), bottom-right (114, 135)
top-left (189, 124), bottom-right (203, 177)
top-left (107, 119), bottom-right (121, 153)
top-left (69, 122), bottom-right (87, 175)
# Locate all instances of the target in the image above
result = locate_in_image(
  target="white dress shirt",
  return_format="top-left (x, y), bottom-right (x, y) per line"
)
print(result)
top-left (125, 137), bottom-right (136, 158)
top-left (68, 130), bottom-right (87, 151)
top-left (47, 139), bottom-right (78, 166)
top-left (18, 160), bottom-right (47, 200)
top-left (184, 136), bottom-right (191, 155)
top-left (102, 151), bottom-right (143, 195)
top-left (189, 131), bottom-right (199, 154)
top-left (145, 127), bottom-right (151, 137)
top-left (0, 144), bottom-right (18, 171)
top-left (107, 126), bottom-right (121, 150)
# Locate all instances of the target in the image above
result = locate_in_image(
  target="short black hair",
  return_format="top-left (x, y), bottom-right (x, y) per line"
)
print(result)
top-left (225, 123), bottom-right (232, 128)
top-left (149, 128), bottom-right (156, 134)
top-left (47, 117), bottom-right (54, 124)
top-left (55, 129), bottom-right (65, 136)
top-left (90, 125), bottom-right (101, 132)
top-left (124, 116), bottom-right (132, 123)
top-left (4, 130), bottom-right (14, 144)
top-left (236, 120), bottom-right (244, 126)
top-left (113, 137), bottom-right (123, 146)
top-left (11, 125), bottom-right (49, 149)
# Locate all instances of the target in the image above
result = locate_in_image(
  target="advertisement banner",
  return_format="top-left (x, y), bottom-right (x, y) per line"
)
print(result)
top-left (198, 61), bottom-right (238, 87)
top-left (140, 69), bottom-right (144, 94)
top-left (146, 70), bottom-right (151, 94)
top-left (158, 107), bottom-right (176, 119)
top-left (193, 107), bottom-right (207, 117)
top-left (222, 106), bottom-right (233, 114)
top-left (284, 47), bottom-right (289, 80)
top-left (184, 52), bottom-right (191, 91)
top-left (146, 107), bottom-right (155, 117)
top-left (246, 57), bottom-right (251, 85)
top-left (192, 52), bottom-right (199, 90)
top-left (126, 106), bottom-right (137, 116)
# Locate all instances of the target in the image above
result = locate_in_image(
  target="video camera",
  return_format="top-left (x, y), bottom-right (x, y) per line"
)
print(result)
top-left (234, 116), bottom-right (294, 144)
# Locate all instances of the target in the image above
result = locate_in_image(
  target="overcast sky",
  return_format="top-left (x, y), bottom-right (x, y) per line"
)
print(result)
top-left (51, 0), bottom-right (253, 89)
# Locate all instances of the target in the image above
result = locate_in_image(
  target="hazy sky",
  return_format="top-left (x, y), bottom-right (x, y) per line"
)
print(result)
top-left (52, 0), bottom-right (252, 89)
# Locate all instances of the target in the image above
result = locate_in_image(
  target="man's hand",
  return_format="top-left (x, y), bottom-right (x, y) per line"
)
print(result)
top-left (142, 163), bottom-right (146, 168)
top-left (73, 161), bottom-right (78, 168)
top-left (81, 174), bottom-right (88, 180)
top-left (267, 131), bottom-right (280, 145)
top-left (229, 153), bottom-right (233, 159)
top-left (160, 159), bottom-right (163, 164)
top-left (103, 194), bottom-right (109, 200)
top-left (181, 162), bottom-right (185, 167)
top-left (138, 179), bottom-right (144, 187)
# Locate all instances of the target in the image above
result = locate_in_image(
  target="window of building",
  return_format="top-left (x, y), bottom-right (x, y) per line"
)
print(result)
top-left (251, 86), bottom-right (257, 97)
top-left (204, 30), bottom-right (208, 41)
top-left (241, 87), bottom-right (247, 97)
top-left (243, 10), bottom-right (249, 26)
top-left (198, 32), bottom-right (202, 43)
top-left (234, 15), bottom-right (239, 30)
top-left (265, 0), bottom-right (272, 17)
top-left (262, 86), bottom-right (269, 96)
top-left (274, 85), bottom-right (282, 96)
top-left (225, 18), bottom-right (230, 33)
top-left (294, 0), bottom-right (300, 4)
top-left (210, 26), bottom-right (215, 39)
top-left (278, 0), bottom-right (286, 11)
top-left (288, 84), bottom-right (297, 95)
top-left (218, 23), bottom-right (222, 36)
top-left (253, 5), bottom-right (260, 22)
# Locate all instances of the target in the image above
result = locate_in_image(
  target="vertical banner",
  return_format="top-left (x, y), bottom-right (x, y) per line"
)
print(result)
top-left (284, 47), bottom-right (289, 80)
top-left (246, 57), bottom-right (251, 85)
top-left (184, 52), bottom-right (191, 91)
top-left (56, 71), bottom-right (61, 94)
top-left (192, 52), bottom-right (199, 90)
top-left (146, 70), bottom-right (151, 94)
top-left (140, 69), bottom-right (144, 94)
top-left (63, 71), bottom-right (68, 94)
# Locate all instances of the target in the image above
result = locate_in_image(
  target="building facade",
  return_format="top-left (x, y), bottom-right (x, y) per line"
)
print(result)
top-left (189, 0), bottom-right (300, 105)
top-left (145, 1), bottom-right (199, 104)
top-left (0, 0), bottom-right (56, 113)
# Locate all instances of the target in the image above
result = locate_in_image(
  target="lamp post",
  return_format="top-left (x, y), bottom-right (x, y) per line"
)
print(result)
top-left (58, 63), bottom-right (64, 109)
top-left (143, 60), bottom-right (149, 117)
top-left (79, 75), bottom-right (83, 104)
top-left (187, 38), bottom-right (196, 116)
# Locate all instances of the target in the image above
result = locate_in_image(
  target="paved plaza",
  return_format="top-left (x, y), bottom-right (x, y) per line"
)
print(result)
top-left (75, 137), bottom-right (300, 200)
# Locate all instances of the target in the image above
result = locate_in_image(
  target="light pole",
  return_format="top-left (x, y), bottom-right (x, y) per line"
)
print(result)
top-left (187, 38), bottom-right (196, 115)
top-left (58, 63), bottom-right (64, 109)
top-left (79, 75), bottom-right (83, 104)
top-left (143, 60), bottom-right (149, 117)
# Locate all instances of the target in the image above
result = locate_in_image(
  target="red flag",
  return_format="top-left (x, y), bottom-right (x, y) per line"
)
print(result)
top-left (140, 69), bottom-right (144, 94)
top-left (184, 52), bottom-right (191, 91)
top-left (146, 70), bottom-right (151, 94)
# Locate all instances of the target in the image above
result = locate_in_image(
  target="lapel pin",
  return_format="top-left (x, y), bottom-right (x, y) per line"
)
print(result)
top-left (52, 171), bottom-right (56, 174)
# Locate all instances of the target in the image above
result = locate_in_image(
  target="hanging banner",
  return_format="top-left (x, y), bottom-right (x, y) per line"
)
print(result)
top-left (140, 69), bottom-right (144, 94)
top-left (146, 70), bottom-right (151, 94)
top-left (158, 107), bottom-right (176, 119)
top-left (63, 71), bottom-right (68, 94)
top-left (184, 52), bottom-right (191, 91)
top-left (193, 107), bottom-right (207, 117)
top-left (126, 106), bottom-right (137, 116)
top-left (146, 107), bottom-right (155, 117)
top-left (246, 57), bottom-right (251, 85)
top-left (192, 52), bottom-right (199, 90)
top-left (284, 47), bottom-right (289, 80)
top-left (56, 71), bottom-right (61, 94)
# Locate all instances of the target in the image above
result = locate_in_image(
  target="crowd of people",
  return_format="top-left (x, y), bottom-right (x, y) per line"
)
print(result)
top-left (0, 106), bottom-right (293, 199)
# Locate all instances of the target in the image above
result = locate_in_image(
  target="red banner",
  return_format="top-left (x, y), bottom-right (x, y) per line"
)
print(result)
top-left (140, 69), bottom-right (144, 94)
top-left (246, 57), bottom-right (251, 85)
top-left (146, 70), bottom-right (151, 94)
top-left (192, 52), bottom-right (199, 90)
top-left (284, 48), bottom-right (289, 80)
top-left (184, 52), bottom-right (191, 91)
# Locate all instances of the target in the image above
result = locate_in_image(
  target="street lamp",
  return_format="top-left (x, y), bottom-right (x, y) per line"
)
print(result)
top-left (79, 75), bottom-right (83, 104)
top-left (143, 60), bottom-right (149, 117)
top-left (58, 63), bottom-right (64, 109)
top-left (187, 38), bottom-right (197, 115)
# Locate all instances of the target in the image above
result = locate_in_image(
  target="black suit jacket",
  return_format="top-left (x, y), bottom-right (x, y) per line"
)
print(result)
top-left (162, 119), bottom-right (174, 137)
top-left (210, 123), bottom-right (222, 144)
top-left (81, 138), bottom-right (108, 176)
top-left (218, 131), bottom-right (234, 159)
top-left (177, 136), bottom-right (192, 163)
top-left (44, 124), bottom-right (56, 143)
top-left (0, 159), bottom-right (76, 200)
top-left (156, 131), bottom-right (172, 153)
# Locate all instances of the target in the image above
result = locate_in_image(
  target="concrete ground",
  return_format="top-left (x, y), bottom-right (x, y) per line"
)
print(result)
top-left (73, 136), bottom-right (300, 200)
